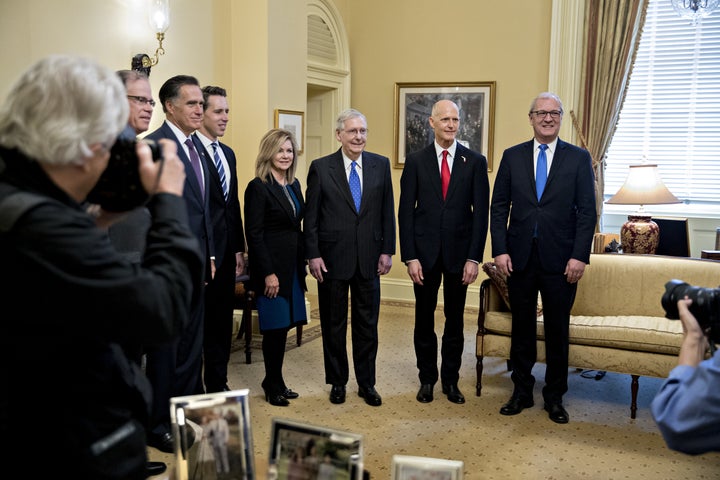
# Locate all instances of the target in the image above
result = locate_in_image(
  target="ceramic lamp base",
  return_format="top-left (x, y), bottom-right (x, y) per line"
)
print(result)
top-left (620, 215), bottom-right (659, 254)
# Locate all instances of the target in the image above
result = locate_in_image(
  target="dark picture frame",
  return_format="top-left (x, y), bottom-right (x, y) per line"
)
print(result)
top-left (393, 81), bottom-right (496, 169)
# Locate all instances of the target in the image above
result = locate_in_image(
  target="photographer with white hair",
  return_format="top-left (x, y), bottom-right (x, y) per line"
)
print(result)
top-left (0, 54), bottom-right (203, 479)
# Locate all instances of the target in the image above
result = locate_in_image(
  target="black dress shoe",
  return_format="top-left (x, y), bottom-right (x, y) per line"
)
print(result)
top-left (416, 384), bottom-right (434, 403)
top-left (281, 388), bottom-right (299, 399)
top-left (264, 389), bottom-right (290, 406)
top-left (544, 402), bottom-right (569, 424)
top-left (442, 384), bottom-right (465, 404)
top-left (358, 386), bottom-right (382, 406)
top-left (146, 461), bottom-right (167, 477)
top-left (499, 396), bottom-right (534, 416)
top-left (147, 432), bottom-right (175, 454)
top-left (329, 385), bottom-right (346, 404)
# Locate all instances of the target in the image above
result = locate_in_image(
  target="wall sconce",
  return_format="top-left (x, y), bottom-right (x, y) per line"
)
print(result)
top-left (671, 0), bottom-right (720, 25)
top-left (131, 0), bottom-right (170, 75)
top-left (605, 164), bottom-right (681, 254)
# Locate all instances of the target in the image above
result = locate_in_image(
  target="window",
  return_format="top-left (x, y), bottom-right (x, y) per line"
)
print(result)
top-left (604, 0), bottom-right (720, 216)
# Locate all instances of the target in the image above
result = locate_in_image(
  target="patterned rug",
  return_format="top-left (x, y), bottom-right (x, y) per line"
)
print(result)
top-left (230, 308), bottom-right (323, 353)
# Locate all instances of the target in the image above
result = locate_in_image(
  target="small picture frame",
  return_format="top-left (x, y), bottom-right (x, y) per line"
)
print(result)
top-left (268, 418), bottom-right (364, 480)
top-left (170, 389), bottom-right (255, 480)
top-left (274, 109), bottom-right (305, 154)
top-left (391, 455), bottom-right (464, 480)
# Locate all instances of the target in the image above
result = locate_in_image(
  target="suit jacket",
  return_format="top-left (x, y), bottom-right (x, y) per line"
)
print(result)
top-left (243, 176), bottom-right (306, 298)
top-left (304, 148), bottom-right (396, 280)
top-left (195, 135), bottom-right (245, 270)
top-left (490, 138), bottom-right (597, 272)
top-left (145, 121), bottom-right (214, 279)
top-left (398, 142), bottom-right (490, 273)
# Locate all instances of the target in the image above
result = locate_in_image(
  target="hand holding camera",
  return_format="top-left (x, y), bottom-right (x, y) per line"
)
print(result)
top-left (139, 138), bottom-right (185, 197)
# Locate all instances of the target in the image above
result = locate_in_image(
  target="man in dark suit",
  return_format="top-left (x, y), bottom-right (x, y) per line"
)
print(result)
top-left (305, 108), bottom-right (396, 407)
top-left (490, 92), bottom-right (596, 424)
top-left (143, 74), bottom-right (214, 452)
top-left (195, 85), bottom-right (246, 393)
top-left (398, 99), bottom-right (489, 405)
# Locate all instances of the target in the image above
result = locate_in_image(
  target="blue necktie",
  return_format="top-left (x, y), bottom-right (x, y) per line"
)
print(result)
top-left (536, 144), bottom-right (548, 200)
top-left (349, 161), bottom-right (361, 212)
top-left (185, 138), bottom-right (204, 198)
top-left (211, 142), bottom-right (228, 201)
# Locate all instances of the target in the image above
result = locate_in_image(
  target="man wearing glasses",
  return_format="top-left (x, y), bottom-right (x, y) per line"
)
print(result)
top-left (490, 92), bottom-right (596, 424)
top-left (305, 108), bottom-right (396, 407)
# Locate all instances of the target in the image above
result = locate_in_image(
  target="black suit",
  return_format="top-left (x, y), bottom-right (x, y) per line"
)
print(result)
top-left (304, 148), bottom-right (396, 389)
top-left (144, 121), bottom-right (213, 438)
top-left (196, 134), bottom-right (245, 393)
top-left (398, 142), bottom-right (489, 386)
top-left (490, 138), bottom-right (596, 403)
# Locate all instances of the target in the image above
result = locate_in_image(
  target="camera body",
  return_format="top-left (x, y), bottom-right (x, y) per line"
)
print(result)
top-left (87, 133), bottom-right (162, 212)
top-left (661, 279), bottom-right (720, 343)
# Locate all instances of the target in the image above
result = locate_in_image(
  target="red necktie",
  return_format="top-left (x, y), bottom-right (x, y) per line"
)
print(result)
top-left (441, 150), bottom-right (450, 199)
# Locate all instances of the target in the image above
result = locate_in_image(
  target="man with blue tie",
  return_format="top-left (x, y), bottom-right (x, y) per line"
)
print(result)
top-left (144, 75), bottom-right (214, 452)
top-left (305, 108), bottom-right (396, 407)
top-left (490, 92), bottom-right (596, 424)
top-left (194, 85), bottom-right (246, 393)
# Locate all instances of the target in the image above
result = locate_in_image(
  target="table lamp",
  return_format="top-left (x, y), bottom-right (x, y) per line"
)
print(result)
top-left (605, 164), bottom-right (681, 254)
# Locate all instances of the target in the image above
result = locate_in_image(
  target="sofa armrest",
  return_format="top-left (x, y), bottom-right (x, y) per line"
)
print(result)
top-left (478, 278), bottom-right (509, 333)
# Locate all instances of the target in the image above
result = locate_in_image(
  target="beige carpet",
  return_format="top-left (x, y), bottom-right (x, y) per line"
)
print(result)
top-left (150, 296), bottom-right (720, 479)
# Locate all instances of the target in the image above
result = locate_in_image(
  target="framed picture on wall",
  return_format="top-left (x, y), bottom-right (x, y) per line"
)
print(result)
top-left (275, 109), bottom-right (305, 154)
top-left (393, 81), bottom-right (496, 170)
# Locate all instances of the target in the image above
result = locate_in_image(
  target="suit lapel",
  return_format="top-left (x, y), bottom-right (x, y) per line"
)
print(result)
top-left (418, 145), bottom-right (443, 201)
top-left (266, 178), bottom-right (297, 224)
top-left (328, 151), bottom-right (357, 213)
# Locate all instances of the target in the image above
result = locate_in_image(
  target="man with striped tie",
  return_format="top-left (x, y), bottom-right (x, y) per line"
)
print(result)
top-left (195, 85), bottom-right (246, 393)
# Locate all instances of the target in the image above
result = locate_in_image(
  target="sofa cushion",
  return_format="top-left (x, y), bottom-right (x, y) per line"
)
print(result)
top-left (482, 311), bottom-right (683, 355)
top-left (482, 262), bottom-right (543, 316)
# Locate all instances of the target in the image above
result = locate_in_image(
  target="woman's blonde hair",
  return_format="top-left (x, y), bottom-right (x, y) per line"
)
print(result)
top-left (255, 128), bottom-right (298, 183)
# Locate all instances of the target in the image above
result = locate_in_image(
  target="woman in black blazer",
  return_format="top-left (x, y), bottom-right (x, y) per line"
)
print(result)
top-left (244, 128), bottom-right (307, 406)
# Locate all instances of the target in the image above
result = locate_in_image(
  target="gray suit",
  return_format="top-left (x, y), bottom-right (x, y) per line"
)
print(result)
top-left (304, 148), bottom-right (395, 388)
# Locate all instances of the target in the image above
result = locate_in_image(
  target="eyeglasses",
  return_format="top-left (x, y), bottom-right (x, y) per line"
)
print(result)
top-left (531, 110), bottom-right (562, 119)
top-left (343, 128), bottom-right (368, 136)
top-left (127, 95), bottom-right (156, 107)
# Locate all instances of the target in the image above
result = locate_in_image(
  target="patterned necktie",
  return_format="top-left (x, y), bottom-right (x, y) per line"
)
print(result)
top-left (536, 144), bottom-right (548, 200)
top-left (211, 142), bottom-right (228, 201)
top-left (349, 161), bottom-right (361, 213)
top-left (441, 150), bottom-right (450, 199)
top-left (184, 138), bottom-right (204, 197)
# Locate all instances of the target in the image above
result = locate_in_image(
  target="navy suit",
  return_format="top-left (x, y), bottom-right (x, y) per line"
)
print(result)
top-left (143, 121), bottom-right (213, 438)
top-left (398, 142), bottom-right (489, 386)
top-left (196, 135), bottom-right (245, 392)
top-left (304, 148), bottom-right (396, 389)
top-left (490, 138), bottom-right (596, 403)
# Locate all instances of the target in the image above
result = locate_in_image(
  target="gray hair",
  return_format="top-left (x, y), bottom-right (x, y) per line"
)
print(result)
top-left (0, 55), bottom-right (128, 166)
top-left (335, 108), bottom-right (367, 131)
top-left (529, 92), bottom-right (564, 114)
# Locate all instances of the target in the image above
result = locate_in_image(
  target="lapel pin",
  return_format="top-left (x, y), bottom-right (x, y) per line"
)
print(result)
top-left (462, 156), bottom-right (466, 163)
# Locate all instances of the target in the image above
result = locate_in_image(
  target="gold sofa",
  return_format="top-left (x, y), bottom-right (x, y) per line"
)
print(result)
top-left (476, 253), bottom-right (720, 418)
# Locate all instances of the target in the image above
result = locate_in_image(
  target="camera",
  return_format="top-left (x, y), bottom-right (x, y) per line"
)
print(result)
top-left (87, 133), bottom-right (162, 212)
top-left (661, 279), bottom-right (720, 343)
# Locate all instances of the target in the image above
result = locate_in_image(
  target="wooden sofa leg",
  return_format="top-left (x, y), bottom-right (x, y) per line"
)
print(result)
top-left (630, 375), bottom-right (639, 419)
top-left (476, 356), bottom-right (484, 396)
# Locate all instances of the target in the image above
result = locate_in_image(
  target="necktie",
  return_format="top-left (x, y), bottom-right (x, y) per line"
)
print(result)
top-left (211, 142), bottom-right (228, 201)
top-left (536, 144), bottom-right (548, 200)
top-left (441, 150), bottom-right (450, 199)
top-left (185, 138), bottom-right (204, 197)
top-left (349, 161), bottom-right (361, 213)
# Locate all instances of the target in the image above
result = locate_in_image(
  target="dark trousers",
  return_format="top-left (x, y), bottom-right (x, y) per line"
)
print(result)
top-left (507, 242), bottom-right (576, 404)
top-left (202, 256), bottom-right (236, 393)
top-left (317, 271), bottom-right (380, 389)
top-left (413, 257), bottom-right (468, 386)
top-left (261, 327), bottom-right (289, 395)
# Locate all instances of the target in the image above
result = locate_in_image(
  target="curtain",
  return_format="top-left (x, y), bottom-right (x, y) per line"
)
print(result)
top-left (578, 0), bottom-right (648, 230)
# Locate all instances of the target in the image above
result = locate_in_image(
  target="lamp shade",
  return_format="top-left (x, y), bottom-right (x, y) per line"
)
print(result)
top-left (605, 164), bottom-right (681, 207)
top-left (149, 0), bottom-right (170, 34)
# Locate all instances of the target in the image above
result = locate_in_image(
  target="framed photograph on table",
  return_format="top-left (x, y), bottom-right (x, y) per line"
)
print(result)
top-left (391, 455), bottom-right (464, 480)
top-left (393, 81), bottom-right (495, 170)
top-left (268, 418), bottom-right (364, 480)
top-left (274, 109), bottom-right (305, 154)
top-left (170, 389), bottom-right (254, 480)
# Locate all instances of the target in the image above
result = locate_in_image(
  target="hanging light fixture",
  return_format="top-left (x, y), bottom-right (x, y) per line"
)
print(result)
top-left (131, 0), bottom-right (170, 75)
top-left (671, 0), bottom-right (720, 25)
